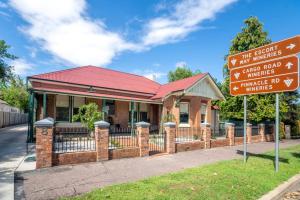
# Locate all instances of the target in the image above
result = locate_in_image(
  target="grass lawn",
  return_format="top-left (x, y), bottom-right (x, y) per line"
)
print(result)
top-left (66, 145), bottom-right (300, 200)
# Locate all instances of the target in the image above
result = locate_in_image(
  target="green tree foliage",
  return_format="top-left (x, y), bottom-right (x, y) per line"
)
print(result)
top-left (1, 73), bottom-right (29, 112)
top-left (168, 66), bottom-right (201, 82)
top-left (219, 16), bottom-right (288, 122)
top-left (72, 103), bottom-right (102, 132)
top-left (0, 40), bottom-right (16, 84)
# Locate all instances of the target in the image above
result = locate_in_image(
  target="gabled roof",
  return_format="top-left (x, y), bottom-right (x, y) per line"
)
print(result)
top-left (29, 66), bottom-right (224, 101)
top-left (151, 73), bottom-right (207, 99)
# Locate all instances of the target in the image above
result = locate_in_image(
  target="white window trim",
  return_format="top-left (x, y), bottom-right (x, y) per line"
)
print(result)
top-left (179, 102), bottom-right (190, 126)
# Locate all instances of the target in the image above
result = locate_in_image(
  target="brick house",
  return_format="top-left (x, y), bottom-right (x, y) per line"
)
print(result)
top-left (27, 65), bottom-right (224, 141)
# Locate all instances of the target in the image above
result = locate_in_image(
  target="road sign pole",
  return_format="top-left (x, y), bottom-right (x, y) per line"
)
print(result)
top-left (275, 93), bottom-right (280, 172)
top-left (244, 95), bottom-right (247, 163)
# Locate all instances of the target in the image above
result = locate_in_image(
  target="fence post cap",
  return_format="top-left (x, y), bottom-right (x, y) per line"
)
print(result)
top-left (163, 122), bottom-right (176, 128)
top-left (94, 120), bottom-right (110, 128)
top-left (135, 121), bottom-right (150, 128)
top-left (201, 122), bottom-right (211, 127)
top-left (247, 123), bottom-right (252, 126)
top-left (225, 122), bottom-right (235, 126)
top-left (34, 118), bottom-right (54, 127)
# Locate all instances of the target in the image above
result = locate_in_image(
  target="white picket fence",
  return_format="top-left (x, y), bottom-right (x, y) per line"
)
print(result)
top-left (0, 111), bottom-right (28, 128)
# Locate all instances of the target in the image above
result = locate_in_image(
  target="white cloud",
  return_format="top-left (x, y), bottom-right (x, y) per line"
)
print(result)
top-left (144, 72), bottom-right (166, 81)
top-left (10, 59), bottom-right (33, 75)
top-left (175, 61), bottom-right (188, 68)
top-left (9, 0), bottom-right (237, 67)
top-left (142, 0), bottom-right (237, 46)
top-left (133, 69), bottom-right (166, 82)
top-left (9, 0), bottom-right (138, 66)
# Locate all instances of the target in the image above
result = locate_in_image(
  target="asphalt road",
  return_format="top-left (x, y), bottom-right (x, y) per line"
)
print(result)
top-left (0, 125), bottom-right (28, 200)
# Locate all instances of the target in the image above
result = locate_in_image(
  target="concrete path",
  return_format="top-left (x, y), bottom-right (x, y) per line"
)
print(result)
top-left (16, 139), bottom-right (300, 200)
top-left (0, 125), bottom-right (29, 200)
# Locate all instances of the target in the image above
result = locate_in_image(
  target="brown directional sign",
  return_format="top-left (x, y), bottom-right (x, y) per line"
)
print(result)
top-left (230, 56), bottom-right (299, 83)
top-left (228, 35), bottom-right (300, 69)
top-left (230, 73), bottom-right (299, 96)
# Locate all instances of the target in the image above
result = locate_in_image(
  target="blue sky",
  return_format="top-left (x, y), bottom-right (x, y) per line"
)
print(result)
top-left (0, 0), bottom-right (300, 84)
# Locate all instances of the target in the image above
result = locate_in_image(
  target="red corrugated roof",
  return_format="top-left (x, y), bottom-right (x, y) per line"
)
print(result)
top-left (31, 66), bottom-right (161, 94)
top-left (30, 66), bottom-right (208, 101)
top-left (33, 86), bottom-right (159, 102)
top-left (151, 73), bottom-right (207, 99)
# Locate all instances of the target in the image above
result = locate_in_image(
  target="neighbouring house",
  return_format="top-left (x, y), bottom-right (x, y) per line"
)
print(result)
top-left (27, 65), bottom-right (225, 141)
top-left (0, 99), bottom-right (21, 113)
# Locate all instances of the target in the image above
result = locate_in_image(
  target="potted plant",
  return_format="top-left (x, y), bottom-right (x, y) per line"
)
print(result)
top-left (72, 103), bottom-right (102, 137)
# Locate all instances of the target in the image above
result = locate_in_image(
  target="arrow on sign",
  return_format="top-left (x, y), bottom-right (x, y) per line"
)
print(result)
top-left (231, 58), bottom-right (237, 66)
top-left (234, 72), bottom-right (240, 79)
top-left (285, 62), bottom-right (293, 69)
top-left (284, 78), bottom-right (293, 87)
top-left (286, 43), bottom-right (296, 50)
top-left (233, 86), bottom-right (239, 91)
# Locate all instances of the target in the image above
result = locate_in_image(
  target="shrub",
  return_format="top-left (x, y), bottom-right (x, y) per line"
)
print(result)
top-left (72, 103), bottom-right (102, 132)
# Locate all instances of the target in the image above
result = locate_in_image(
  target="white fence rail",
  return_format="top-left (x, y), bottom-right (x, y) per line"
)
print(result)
top-left (0, 111), bottom-right (28, 128)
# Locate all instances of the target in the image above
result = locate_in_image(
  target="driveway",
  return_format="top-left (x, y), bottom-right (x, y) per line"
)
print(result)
top-left (0, 125), bottom-right (28, 200)
top-left (17, 139), bottom-right (300, 200)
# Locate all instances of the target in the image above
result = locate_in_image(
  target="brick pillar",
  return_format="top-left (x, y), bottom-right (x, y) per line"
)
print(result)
top-left (226, 123), bottom-right (235, 146)
top-left (136, 122), bottom-right (150, 157)
top-left (247, 123), bottom-right (252, 144)
top-left (35, 118), bottom-right (54, 169)
top-left (94, 121), bottom-right (110, 161)
top-left (164, 122), bottom-right (176, 154)
top-left (201, 123), bottom-right (211, 149)
top-left (259, 123), bottom-right (265, 142)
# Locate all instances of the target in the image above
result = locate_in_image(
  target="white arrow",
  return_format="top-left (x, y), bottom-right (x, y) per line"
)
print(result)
top-left (233, 86), bottom-right (239, 91)
top-left (234, 72), bottom-right (240, 79)
top-left (230, 58), bottom-right (237, 66)
top-left (286, 43), bottom-right (296, 50)
top-left (284, 78), bottom-right (293, 87)
top-left (285, 62), bottom-right (293, 69)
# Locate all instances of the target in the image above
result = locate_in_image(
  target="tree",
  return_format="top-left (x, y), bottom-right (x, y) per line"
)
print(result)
top-left (0, 40), bottom-right (16, 84)
top-left (72, 103), bottom-right (102, 133)
top-left (1, 75), bottom-right (29, 112)
top-left (168, 66), bottom-right (195, 82)
top-left (218, 16), bottom-right (288, 122)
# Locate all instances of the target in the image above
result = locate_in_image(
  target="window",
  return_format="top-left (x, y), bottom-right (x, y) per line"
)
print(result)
top-left (106, 100), bottom-right (115, 115)
top-left (179, 102), bottom-right (189, 124)
top-left (201, 103), bottom-right (207, 123)
top-left (56, 95), bottom-right (70, 121)
top-left (73, 96), bottom-right (85, 116)
top-left (139, 103), bottom-right (148, 122)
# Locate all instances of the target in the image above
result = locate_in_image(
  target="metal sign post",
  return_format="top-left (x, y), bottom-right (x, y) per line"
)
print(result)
top-left (228, 35), bottom-right (300, 171)
top-left (244, 96), bottom-right (247, 163)
top-left (275, 93), bottom-right (280, 172)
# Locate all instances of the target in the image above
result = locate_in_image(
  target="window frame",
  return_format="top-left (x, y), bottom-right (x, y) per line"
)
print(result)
top-left (179, 102), bottom-right (190, 125)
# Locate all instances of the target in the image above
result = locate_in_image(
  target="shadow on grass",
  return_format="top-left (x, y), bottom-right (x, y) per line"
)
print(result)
top-left (291, 152), bottom-right (300, 158)
top-left (236, 150), bottom-right (289, 168)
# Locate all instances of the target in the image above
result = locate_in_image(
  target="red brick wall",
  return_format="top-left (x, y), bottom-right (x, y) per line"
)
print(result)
top-left (46, 94), bottom-right (55, 118)
top-left (210, 138), bottom-right (229, 148)
top-left (115, 101), bottom-right (129, 127)
top-left (109, 147), bottom-right (140, 159)
top-left (234, 137), bottom-right (244, 145)
top-left (265, 134), bottom-right (274, 142)
top-left (52, 151), bottom-right (97, 166)
top-left (176, 141), bottom-right (205, 152)
top-left (252, 135), bottom-right (261, 143)
top-left (86, 98), bottom-right (102, 111)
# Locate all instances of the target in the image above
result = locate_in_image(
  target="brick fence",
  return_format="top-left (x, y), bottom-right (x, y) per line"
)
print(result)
top-left (35, 119), bottom-right (275, 169)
